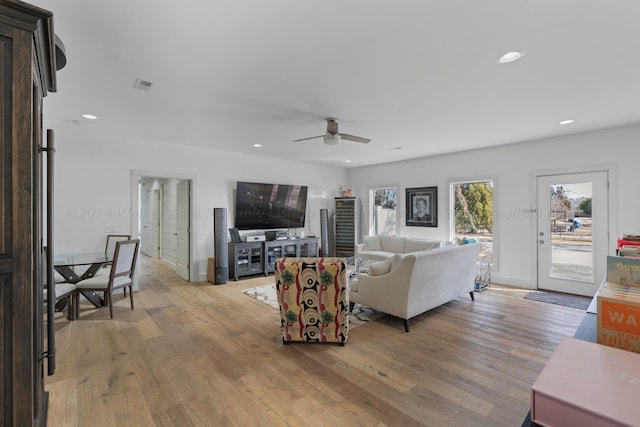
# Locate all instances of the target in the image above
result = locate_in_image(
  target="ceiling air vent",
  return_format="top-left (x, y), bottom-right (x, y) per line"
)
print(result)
top-left (133, 78), bottom-right (154, 92)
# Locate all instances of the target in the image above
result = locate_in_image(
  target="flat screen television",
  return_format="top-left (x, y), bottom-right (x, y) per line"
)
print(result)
top-left (234, 181), bottom-right (308, 230)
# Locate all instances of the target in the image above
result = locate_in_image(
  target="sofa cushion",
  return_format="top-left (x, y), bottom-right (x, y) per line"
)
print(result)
top-left (362, 235), bottom-right (382, 251)
top-left (380, 235), bottom-right (406, 253)
top-left (404, 238), bottom-right (443, 253)
top-left (368, 257), bottom-right (393, 276)
top-left (357, 251), bottom-right (392, 262)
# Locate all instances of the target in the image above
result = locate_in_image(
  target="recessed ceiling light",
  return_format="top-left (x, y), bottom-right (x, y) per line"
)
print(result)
top-left (497, 51), bottom-right (524, 64)
top-left (82, 114), bottom-right (97, 120)
top-left (345, 160), bottom-right (352, 163)
top-left (559, 119), bottom-right (574, 125)
top-left (253, 144), bottom-right (262, 148)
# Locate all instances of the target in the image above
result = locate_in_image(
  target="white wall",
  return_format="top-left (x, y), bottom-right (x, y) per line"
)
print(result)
top-left (50, 125), bottom-right (347, 281)
top-left (49, 121), bottom-right (639, 286)
top-left (347, 123), bottom-right (640, 288)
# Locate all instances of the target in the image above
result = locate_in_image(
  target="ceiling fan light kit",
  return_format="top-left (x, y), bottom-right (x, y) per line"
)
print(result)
top-left (324, 133), bottom-right (341, 145)
top-left (294, 118), bottom-right (371, 145)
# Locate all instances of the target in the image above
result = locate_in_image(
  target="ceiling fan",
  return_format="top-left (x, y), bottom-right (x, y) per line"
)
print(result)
top-left (294, 118), bottom-right (371, 145)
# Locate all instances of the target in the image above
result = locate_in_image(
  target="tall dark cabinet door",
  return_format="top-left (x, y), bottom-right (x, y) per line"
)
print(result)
top-left (0, 2), bottom-right (57, 426)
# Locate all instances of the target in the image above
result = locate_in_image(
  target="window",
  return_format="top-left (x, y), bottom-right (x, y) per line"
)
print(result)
top-left (450, 180), bottom-right (496, 269)
top-left (369, 187), bottom-right (397, 236)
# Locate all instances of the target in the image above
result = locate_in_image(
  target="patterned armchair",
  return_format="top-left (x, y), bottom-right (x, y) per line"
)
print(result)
top-left (275, 257), bottom-right (349, 345)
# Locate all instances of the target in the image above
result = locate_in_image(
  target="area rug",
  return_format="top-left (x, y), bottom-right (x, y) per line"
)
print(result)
top-left (242, 284), bottom-right (386, 328)
top-left (524, 291), bottom-right (591, 310)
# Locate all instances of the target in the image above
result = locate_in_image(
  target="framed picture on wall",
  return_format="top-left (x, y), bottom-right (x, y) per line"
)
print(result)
top-left (406, 186), bottom-right (437, 227)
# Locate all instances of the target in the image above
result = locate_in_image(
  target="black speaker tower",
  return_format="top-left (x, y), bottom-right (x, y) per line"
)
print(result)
top-left (213, 208), bottom-right (229, 284)
top-left (320, 208), bottom-right (329, 257)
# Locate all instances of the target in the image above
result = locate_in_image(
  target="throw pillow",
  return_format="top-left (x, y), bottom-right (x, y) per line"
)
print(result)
top-left (363, 235), bottom-right (382, 251)
top-left (390, 254), bottom-right (404, 272)
top-left (368, 257), bottom-right (393, 276)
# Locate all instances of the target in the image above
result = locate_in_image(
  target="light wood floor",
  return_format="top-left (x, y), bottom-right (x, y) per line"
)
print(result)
top-left (46, 256), bottom-right (585, 427)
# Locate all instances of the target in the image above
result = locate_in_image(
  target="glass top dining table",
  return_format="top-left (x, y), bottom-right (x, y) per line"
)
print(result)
top-left (53, 252), bottom-right (110, 268)
top-left (53, 252), bottom-right (112, 307)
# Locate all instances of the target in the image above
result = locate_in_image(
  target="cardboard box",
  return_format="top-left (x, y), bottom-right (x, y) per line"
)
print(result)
top-left (531, 337), bottom-right (640, 427)
top-left (207, 257), bottom-right (215, 284)
top-left (597, 284), bottom-right (640, 353)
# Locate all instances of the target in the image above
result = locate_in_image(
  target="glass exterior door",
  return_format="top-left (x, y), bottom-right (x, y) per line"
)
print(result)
top-left (537, 172), bottom-right (608, 296)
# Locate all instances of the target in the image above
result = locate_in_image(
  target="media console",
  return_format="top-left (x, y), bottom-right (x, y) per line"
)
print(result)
top-left (229, 237), bottom-right (319, 280)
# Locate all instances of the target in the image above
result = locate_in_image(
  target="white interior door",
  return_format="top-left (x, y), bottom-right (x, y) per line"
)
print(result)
top-left (161, 183), bottom-right (178, 265)
top-left (141, 187), bottom-right (155, 257)
top-left (537, 171), bottom-right (608, 296)
top-left (175, 180), bottom-right (190, 281)
top-left (152, 189), bottom-right (161, 258)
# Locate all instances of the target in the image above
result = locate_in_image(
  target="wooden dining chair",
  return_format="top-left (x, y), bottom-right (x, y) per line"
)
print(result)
top-left (74, 239), bottom-right (140, 319)
top-left (95, 233), bottom-right (133, 277)
top-left (103, 234), bottom-right (131, 267)
top-left (44, 283), bottom-right (77, 321)
top-left (43, 246), bottom-right (76, 320)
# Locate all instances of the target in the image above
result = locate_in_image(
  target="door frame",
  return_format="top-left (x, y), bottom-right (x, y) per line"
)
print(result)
top-left (175, 179), bottom-right (191, 281)
top-left (131, 170), bottom-right (197, 282)
top-left (529, 163), bottom-right (619, 290)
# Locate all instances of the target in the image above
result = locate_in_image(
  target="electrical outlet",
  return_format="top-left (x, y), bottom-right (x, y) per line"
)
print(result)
top-left (103, 224), bottom-right (116, 233)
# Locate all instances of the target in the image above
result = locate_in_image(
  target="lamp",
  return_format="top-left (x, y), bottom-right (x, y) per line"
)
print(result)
top-left (55, 35), bottom-right (67, 70)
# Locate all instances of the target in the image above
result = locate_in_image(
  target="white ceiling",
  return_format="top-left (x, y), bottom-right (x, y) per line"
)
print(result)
top-left (33, 0), bottom-right (640, 168)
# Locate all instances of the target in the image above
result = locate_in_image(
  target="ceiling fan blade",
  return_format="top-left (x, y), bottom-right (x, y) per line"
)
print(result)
top-left (339, 133), bottom-right (371, 143)
top-left (293, 135), bottom-right (324, 142)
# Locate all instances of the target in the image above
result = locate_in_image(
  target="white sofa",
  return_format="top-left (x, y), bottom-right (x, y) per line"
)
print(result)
top-left (355, 235), bottom-right (445, 262)
top-left (350, 243), bottom-right (481, 332)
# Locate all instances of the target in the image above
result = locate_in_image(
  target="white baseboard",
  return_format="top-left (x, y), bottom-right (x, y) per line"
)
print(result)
top-left (161, 258), bottom-right (176, 269)
top-left (490, 275), bottom-right (536, 289)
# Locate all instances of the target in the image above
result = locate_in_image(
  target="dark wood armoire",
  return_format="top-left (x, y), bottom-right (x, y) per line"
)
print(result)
top-left (0, 1), bottom-right (58, 426)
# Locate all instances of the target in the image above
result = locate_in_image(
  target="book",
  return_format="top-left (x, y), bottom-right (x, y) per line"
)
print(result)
top-left (620, 245), bottom-right (640, 258)
top-left (618, 238), bottom-right (640, 250)
top-left (619, 253), bottom-right (640, 259)
top-left (597, 282), bottom-right (640, 353)
top-left (600, 283), bottom-right (640, 299)
top-left (607, 256), bottom-right (640, 287)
